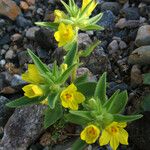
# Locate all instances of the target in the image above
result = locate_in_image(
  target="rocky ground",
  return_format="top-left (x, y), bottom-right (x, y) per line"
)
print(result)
top-left (0, 0), bottom-right (150, 149)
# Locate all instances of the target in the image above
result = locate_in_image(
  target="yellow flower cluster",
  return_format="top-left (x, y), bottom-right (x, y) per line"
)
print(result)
top-left (53, 0), bottom-right (97, 47)
top-left (80, 122), bottom-right (128, 150)
top-left (22, 64), bottom-right (48, 104)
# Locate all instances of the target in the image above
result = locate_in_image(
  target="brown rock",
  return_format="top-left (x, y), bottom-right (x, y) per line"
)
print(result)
top-left (0, 0), bottom-right (21, 21)
top-left (26, 0), bottom-right (35, 5)
top-left (20, 1), bottom-right (29, 11)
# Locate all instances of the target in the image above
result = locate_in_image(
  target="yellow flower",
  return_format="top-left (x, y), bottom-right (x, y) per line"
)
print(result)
top-left (22, 64), bottom-right (44, 84)
top-left (54, 23), bottom-right (74, 47)
top-left (60, 63), bottom-right (68, 73)
top-left (80, 125), bottom-right (100, 144)
top-left (81, 0), bottom-right (97, 17)
top-left (54, 9), bottom-right (66, 22)
top-left (22, 84), bottom-right (43, 98)
top-left (60, 83), bottom-right (85, 110)
top-left (99, 122), bottom-right (128, 150)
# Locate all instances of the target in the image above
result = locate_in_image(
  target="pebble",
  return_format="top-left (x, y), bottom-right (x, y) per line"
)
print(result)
top-left (20, 1), bottom-right (29, 11)
top-left (120, 7), bottom-right (140, 20)
top-left (0, 59), bottom-right (6, 68)
top-left (3, 45), bottom-right (9, 50)
top-left (135, 25), bottom-right (150, 47)
top-left (35, 28), bottom-right (55, 50)
top-left (26, 27), bottom-right (40, 40)
top-left (5, 50), bottom-right (14, 59)
top-left (98, 10), bottom-right (116, 28)
top-left (18, 51), bottom-right (31, 65)
top-left (0, 0), bottom-right (21, 21)
top-left (11, 33), bottom-right (22, 42)
top-left (37, 8), bottom-right (44, 16)
top-left (26, 0), bottom-right (35, 5)
top-left (78, 33), bottom-right (92, 49)
top-left (0, 96), bottom-right (13, 127)
top-left (0, 105), bottom-right (47, 149)
top-left (108, 40), bottom-right (119, 53)
top-left (16, 15), bottom-right (32, 29)
top-left (128, 46), bottom-right (150, 65)
top-left (10, 74), bottom-right (26, 88)
top-left (37, 47), bottom-right (49, 59)
top-left (0, 19), bottom-right (6, 28)
top-left (0, 34), bottom-right (11, 45)
top-left (101, 2), bottom-right (121, 15)
top-left (115, 18), bottom-right (140, 29)
top-left (130, 65), bottom-right (143, 87)
top-left (119, 40), bottom-right (127, 50)
top-left (141, 0), bottom-right (150, 4)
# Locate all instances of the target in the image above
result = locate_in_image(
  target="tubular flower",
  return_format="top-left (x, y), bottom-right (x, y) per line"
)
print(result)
top-left (99, 122), bottom-right (128, 150)
top-left (22, 64), bottom-right (44, 84)
top-left (60, 63), bottom-right (68, 73)
top-left (80, 125), bottom-right (100, 144)
top-left (22, 84), bottom-right (43, 98)
top-left (41, 98), bottom-right (48, 105)
top-left (54, 9), bottom-right (66, 22)
top-left (54, 23), bottom-right (75, 47)
top-left (60, 83), bottom-right (85, 110)
top-left (81, 0), bottom-right (97, 17)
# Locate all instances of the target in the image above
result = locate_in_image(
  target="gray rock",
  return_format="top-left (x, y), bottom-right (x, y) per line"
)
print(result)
top-left (0, 19), bottom-right (6, 27)
top-left (108, 40), bottom-right (119, 54)
top-left (36, 8), bottom-right (44, 16)
top-left (128, 46), bottom-right (150, 65)
top-left (5, 50), bottom-right (14, 59)
top-left (16, 15), bottom-right (32, 29)
top-left (10, 74), bottom-right (26, 88)
top-left (141, 0), bottom-right (150, 4)
top-left (135, 25), bottom-right (150, 47)
top-left (0, 105), bottom-right (47, 150)
top-left (0, 59), bottom-right (6, 68)
top-left (37, 47), bottom-right (49, 59)
top-left (130, 65), bottom-right (143, 87)
top-left (0, 96), bottom-right (13, 127)
top-left (120, 7), bottom-right (140, 20)
top-left (78, 33), bottom-right (92, 49)
top-left (0, 34), bottom-right (11, 45)
top-left (26, 27), bottom-right (40, 40)
top-left (18, 51), bottom-right (31, 66)
top-left (98, 10), bottom-right (116, 28)
top-left (119, 40), bottom-right (127, 50)
top-left (3, 44), bottom-right (9, 50)
top-left (101, 2), bottom-right (120, 15)
top-left (115, 18), bottom-right (140, 29)
top-left (35, 28), bottom-right (55, 50)
top-left (82, 47), bottom-right (111, 75)
top-left (11, 33), bottom-right (22, 42)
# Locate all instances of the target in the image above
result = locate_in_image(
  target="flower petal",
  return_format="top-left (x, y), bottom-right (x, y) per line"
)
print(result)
top-left (118, 122), bottom-right (127, 128)
top-left (74, 92), bottom-right (85, 103)
top-left (99, 130), bottom-right (110, 146)
top-left (118, 128), bottom-right (129, 145)
top-left (110, 135), bottom-right (119, 150)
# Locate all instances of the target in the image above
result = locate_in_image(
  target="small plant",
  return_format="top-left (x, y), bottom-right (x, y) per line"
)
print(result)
top-left (6, 0), bottom-right (143, 150)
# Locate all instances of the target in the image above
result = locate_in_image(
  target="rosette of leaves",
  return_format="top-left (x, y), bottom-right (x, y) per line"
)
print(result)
top-left (65, 73), bottom-right (143, 149)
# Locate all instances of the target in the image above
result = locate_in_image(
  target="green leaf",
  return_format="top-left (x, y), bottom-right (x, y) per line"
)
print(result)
top-left (113, 114), bottom-right (143, 122)
top-left (94, 72), bottom-right (107, 104)
top-left (80, 40), bottom-right (100, 57)
top-left (74, 73), bottom-right (88, 84)
top-left (6, 96), bottom-right (45, 108)
top-left (27, 49), bottom-right (50, 74)
top-left (107, 91), bottom-right (128, 114)
top-left (61, 0), bottom-right (72, 15)
top-left (72, 138), bottom-right (87, 150)
top-left (44, 104), bottom-right (63, 128)
top-left (35, 22), bottom-right (58, 30)
top-left (76, 82), bottom-right (97, 98)
top-left (57, 64), bottom-right (76, 84)
top-left (141, 94), bottom-right (150, 111)
top-left (69, 110), bottom-right (92, 120)
top-left (65, 114), bottom-right (90, 126)
top-left (88, 13), bottom-right (103, 24)
top-left (48, 92), bottom-right (59, 109)
top-left (103, 90), bottom-right (120, 108)
top-left (82, 24), bottom-right (104, 31)
top-left (143, 73), bottom-right (150, 85)
top-left (52, 61), bottom-right (59, 79)
top-left (64, 42), bottom-right (77, 67)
